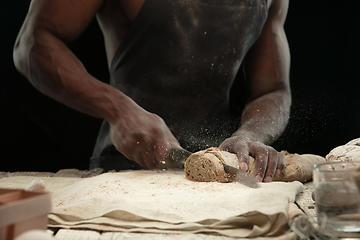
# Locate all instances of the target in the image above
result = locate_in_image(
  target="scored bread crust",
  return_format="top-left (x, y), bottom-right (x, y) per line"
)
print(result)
top-left (274, 153), bottom-right (325, 182)
top-left (325, 138), bottom-right (360, 162)
top-left (206, 148), bottom-right (240, 169)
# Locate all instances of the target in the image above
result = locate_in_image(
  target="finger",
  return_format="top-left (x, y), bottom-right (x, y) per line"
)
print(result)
top-left (263, 147), bottom-right (278, 183)
top-left (248, 142), bottom-right (268, 182)
top-left (167, 132), bottom-right (181, 148)
top-left (220, 139), bottom-right (249, 171)
top-left (113, 136), bottom-right (138, 163)
top-left (125, 139), bottom-right (151, 168)
top-left (236, 147), bottom-right (250, 171)
top-left (275, 151), bottom-right (285, 177)
top-left (115, 145), bottom-right (134, 162)
top-left (148, 141), bottom-right (176, 169)
top-left (141, 147), bottom-right (156, 169)
top-left (125, 151), bottom-right (146, 168)
top-left (154, 143), bottom-right (171, 168)
top-left (149, 129), bottom-right (178, 167)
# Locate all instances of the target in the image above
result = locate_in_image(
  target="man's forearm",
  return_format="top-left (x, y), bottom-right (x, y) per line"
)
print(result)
top-left (233, 88), bottom-right (291, 145)
top-left (13, 27), bottom-right (124, 124)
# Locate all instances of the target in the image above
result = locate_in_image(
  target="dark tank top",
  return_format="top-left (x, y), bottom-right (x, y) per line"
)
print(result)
top-left (93, 0), bottom-right (268, 158)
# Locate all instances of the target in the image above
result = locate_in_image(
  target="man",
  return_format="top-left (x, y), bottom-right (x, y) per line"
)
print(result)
top-left (13, 0), bottom-right (291, 182)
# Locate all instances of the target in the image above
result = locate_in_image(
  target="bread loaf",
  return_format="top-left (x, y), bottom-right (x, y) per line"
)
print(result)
top-left (325, 137), bottom-right (360, 191)
top-left (326, 137), bottom-right (360, 162)
top-left (185, 148), bottom-right (325, 183)
top-left (271, 151), bottom-right (325, 182)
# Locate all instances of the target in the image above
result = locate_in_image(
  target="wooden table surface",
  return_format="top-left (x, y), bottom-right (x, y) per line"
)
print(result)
top-left (0, 168), bottom-right (315, 240)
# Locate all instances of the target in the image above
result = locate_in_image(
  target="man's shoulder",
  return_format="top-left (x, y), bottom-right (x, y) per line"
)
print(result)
top-left (268, 0), bottom-right (289, 11)
top-left (266, 0), bottom-right (289, 23)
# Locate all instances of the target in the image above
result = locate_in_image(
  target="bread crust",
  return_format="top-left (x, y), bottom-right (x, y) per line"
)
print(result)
top-left (275, 154), bottom-right (325, 182)
top-left (326, 138), bottom-right (360, 162)
top-left (185, 148), bottom-right (326, 183)
top-left (247, 152), bottom-right (325, 182)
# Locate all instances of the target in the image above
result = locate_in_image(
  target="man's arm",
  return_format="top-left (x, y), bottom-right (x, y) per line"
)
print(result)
top-left (13, 0), bottom-right (180, 168)
top-left (13, 0), bottom-right (118, 121)
top-left (220, 0), bottom-right (291, 182)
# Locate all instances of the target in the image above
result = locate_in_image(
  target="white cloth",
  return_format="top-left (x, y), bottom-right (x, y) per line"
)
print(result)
top-left (0, 170), bottom-right (303, 238)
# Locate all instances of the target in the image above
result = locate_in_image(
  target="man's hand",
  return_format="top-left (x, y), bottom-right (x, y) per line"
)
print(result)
top-left (109, 99), bottom-right (180, 169)
top-left (217, 0), bottom-right (290, 182)
top-left (219, 136), bottom-right (285, 182)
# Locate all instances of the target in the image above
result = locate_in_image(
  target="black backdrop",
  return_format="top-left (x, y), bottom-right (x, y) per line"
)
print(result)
top-left (1, 1), bottom-right (359, 172)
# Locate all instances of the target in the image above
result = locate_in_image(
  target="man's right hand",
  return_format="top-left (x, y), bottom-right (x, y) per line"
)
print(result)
top-left (13, 0), bottom-right (181, 169)
top-left (109, 98), bottom-right (180, 169)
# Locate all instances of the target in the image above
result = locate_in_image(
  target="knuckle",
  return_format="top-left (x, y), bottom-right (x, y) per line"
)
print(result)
top-left (151, 127), bottom-right (165, 138)
top-left (268, 147), bottom-right (278, 156)
top-left (258, 148), bottom-right (269, 159)
top-left (151, 113), bottom-right (166, 124)
top-left (278, 155), bottom-right (286, 169)
top-left (237, 152), bottom-right (249, 160)
top-left (128, 135), bottom-right (142, 146)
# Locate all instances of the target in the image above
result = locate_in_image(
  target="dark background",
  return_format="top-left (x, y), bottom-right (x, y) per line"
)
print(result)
top-left (1, 1), bottom-right (359, 172)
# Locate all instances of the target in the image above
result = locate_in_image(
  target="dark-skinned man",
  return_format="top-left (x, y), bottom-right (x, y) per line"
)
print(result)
top-left (14, 0), bottom-right (291, 182)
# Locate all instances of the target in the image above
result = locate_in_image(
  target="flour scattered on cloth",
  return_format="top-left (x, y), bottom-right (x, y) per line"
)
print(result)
top-left (0, 170), bottom-right (303, 237)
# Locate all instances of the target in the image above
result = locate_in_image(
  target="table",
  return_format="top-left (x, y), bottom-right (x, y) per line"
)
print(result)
top-left (0, 169), bottom-right (315, 240)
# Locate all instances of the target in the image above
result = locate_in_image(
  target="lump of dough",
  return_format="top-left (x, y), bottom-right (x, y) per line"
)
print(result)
top-left (26, 179), bottom-right (48, 192)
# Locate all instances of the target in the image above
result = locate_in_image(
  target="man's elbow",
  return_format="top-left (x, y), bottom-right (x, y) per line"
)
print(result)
top-left (13, 32), bottom-right (31, 78)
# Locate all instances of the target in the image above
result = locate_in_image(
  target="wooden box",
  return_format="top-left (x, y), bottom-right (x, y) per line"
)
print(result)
top-left (0, 188), bottom-right (51, 240)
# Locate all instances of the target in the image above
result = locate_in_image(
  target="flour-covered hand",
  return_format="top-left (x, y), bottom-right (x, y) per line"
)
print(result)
top-left (219, 136), bottom-right (285, 182)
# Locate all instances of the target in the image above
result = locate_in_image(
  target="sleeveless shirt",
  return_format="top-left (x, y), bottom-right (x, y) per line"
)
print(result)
top-left (93, 0), bottom-right (268, 157)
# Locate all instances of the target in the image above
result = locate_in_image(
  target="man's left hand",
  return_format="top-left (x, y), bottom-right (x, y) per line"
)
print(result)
top-left (219, 136), bottom-right (285, 182)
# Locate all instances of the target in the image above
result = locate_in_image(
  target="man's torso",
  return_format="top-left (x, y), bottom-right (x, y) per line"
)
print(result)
top-left (94, 0), bottom-right (269, 153)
